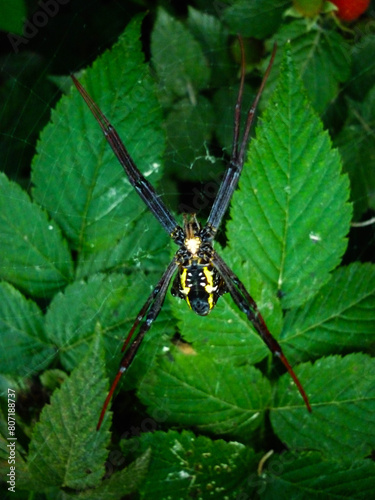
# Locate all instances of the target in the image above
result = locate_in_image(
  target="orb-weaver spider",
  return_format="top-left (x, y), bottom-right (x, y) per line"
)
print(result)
top-left (72, 38), bottom-right (312, 431)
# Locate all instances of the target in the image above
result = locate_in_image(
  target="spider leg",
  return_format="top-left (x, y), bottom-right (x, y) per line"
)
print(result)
top-left (71, 75), bottom-right (183, 242)
top-left (205, 41), bottom-right (277, 236)
top-left (212, 252), bottom-right (311, 412)
top-left (97, 259), bottom-right (177, 430)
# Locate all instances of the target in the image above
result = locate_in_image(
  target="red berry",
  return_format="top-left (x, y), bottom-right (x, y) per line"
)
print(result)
top-left (330, 0), bottom-right (370, 21)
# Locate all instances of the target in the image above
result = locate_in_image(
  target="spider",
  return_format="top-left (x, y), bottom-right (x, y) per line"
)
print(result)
top-left (71, 38), bottom-right (312, 431)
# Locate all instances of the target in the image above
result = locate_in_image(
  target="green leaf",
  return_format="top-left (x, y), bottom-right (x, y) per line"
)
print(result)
top-left (0, 0), bottom-right (26, 35)
top-left (44, 272), bottom-right (161, 373)
top-left (271, 354), bottom-right (375, 461)
top-left (0, 172), bottom-right (73, 298)
top-left (151, 8), bottom-right (210, 101)
top-left (228, 44), bottom-right (352, 309)
top-left (187, 6), bottom-right (231, 87)
top-left (0, 282), bottom-right (55, 376)
top-left (76, 209), bottom-right (170, 277)
top-left (347, 34), bottom-right (375, 101)
top-left (222, 0), bottom-right (289, 39)
top-left (137, 347), bottom-right (272, 438)
top-left (281, 263), bottom-right (375, 363)
top-left (335, 88), bottom-right (375, 217)
top-left (267, 20), bottom-right (351, 113)
top-left (77, 449), bottom-right (151, 500)
top-left (32, 15), bottom-right (165, 256)
top-left (262, 452), bottom-right (375, 500)
top-left (28, 330), bottom-right (110, 489)
top-left (129, 430), bottom-right (258, 499)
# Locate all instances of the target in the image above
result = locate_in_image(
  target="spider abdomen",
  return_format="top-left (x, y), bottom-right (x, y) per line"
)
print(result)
top-left (171, 261), bottom-right (225, 316)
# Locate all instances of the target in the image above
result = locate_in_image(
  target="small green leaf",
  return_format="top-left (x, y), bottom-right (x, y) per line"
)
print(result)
top-left (223, 0), bottom-right (288, 39)
top-left (151, 8), bottom-right (210, 100)
top-left (137, 348), bottom-right (272, 438)
top-left (28, 330), bottom-right (110, 489)
top-left (282, 263), bottom-right (375, 363)
top-left (129, 430), bottom-right (258, 499)
top-left (271, 354), bottom-right (375, 461)
top-left (0, 173), bottom-right (73, 297)
top-left (32, 15), bottom-right (165, 255)
top-left (262, 452), bottom-right (375, 499)
top-left (268, 20), bottom-right (350, 113)
top-left (0, 282), bottom-right (55, 376)
top-left (228, 44), bottom-right (352, 309)
top-left (335, 88), bottom-right (375, 217)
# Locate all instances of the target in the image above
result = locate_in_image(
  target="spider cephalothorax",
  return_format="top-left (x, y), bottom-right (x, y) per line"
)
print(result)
top-left (72, 37), bottom-right (311, 431)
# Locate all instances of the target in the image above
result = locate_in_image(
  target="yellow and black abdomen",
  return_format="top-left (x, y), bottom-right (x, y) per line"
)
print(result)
top-left (171, 262), bottom-right (225, 316)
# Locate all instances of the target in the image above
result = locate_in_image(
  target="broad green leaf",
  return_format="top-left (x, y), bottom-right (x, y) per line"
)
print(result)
top-left (76, 209), bottom-right (170, 278)
top-left (262, 452), bottom-right (375, 499)
top-left (271, 354), bottom-right (375, 461)
top-left (28, 331), bottom-right (110, 489)
top-left (0, 173), bottom-right (73, 297)
top-left (151, 8), bottom-right (210, 101)
top-left (281, 263), bottom-right (375, 363)
top-left (44, 272), bottom-right (162, 373)
top-left (0, 282), bottom-right (55, 376)
top-left (228, 45), bottom-right (352, 309)
top-left (335, 88), bottom-right (375, 217)
top-left (128, 430), bottom-right (258, 499)
top-left (32, 15), bottom-right (165, 257)
top-left (222, 0), bottom-right (288, 39)
top-left (266, 20), bottom-right (350, 113)
top-left (137, 347), bottom-right (272, 438)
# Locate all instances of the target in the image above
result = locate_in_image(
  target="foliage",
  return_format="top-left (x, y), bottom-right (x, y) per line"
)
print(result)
top-left (0, 2), bottom-right (374, 499)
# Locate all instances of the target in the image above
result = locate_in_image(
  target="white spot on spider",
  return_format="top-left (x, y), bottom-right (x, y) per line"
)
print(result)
top-left (185, 237), bottom-right (201, 255)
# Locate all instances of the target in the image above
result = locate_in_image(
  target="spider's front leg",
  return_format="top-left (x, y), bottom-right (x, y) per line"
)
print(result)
top-left (97, 259), bottom-right (177, 430)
